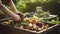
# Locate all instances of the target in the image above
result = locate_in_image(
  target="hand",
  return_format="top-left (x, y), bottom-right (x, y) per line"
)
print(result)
top-left (16, 12), bottom-right (24, 21)
top-left (12, 14), bottom-right (21, 22)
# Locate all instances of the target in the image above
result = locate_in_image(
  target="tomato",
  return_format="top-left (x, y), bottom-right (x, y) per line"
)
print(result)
top-left (31, 20), bottom-right (37, 24)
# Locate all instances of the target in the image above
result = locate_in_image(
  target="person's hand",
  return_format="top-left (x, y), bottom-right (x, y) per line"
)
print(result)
top-left (16, 12), bottom-right (24, 21)
top-left (12, 14), bottom-right (21, 22)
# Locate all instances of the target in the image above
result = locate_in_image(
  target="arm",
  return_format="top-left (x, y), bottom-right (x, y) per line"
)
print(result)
top-left (6, 0), bottom-right (19, 14)
top-left (0, 2), bottom-right (21, 22)
top-left (6, 0), bottom-right (23, 21)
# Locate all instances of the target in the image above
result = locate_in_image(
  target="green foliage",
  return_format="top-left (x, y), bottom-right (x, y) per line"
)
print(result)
top-left (51, 17), bottom-right (60, 24)
top-left (15, 0), bottom-right (53, 12)
top-left (16, 0), bottom-right (31, 12)
top-left (16, 1), bottom-right (27, 12)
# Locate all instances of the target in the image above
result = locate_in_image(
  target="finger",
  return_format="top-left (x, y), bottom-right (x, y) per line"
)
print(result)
top-left (17, 13), bottom-right (24, 21)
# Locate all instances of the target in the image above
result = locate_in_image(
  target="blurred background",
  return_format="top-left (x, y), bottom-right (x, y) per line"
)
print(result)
top-left (0, 0), bottom-right (60, 19)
